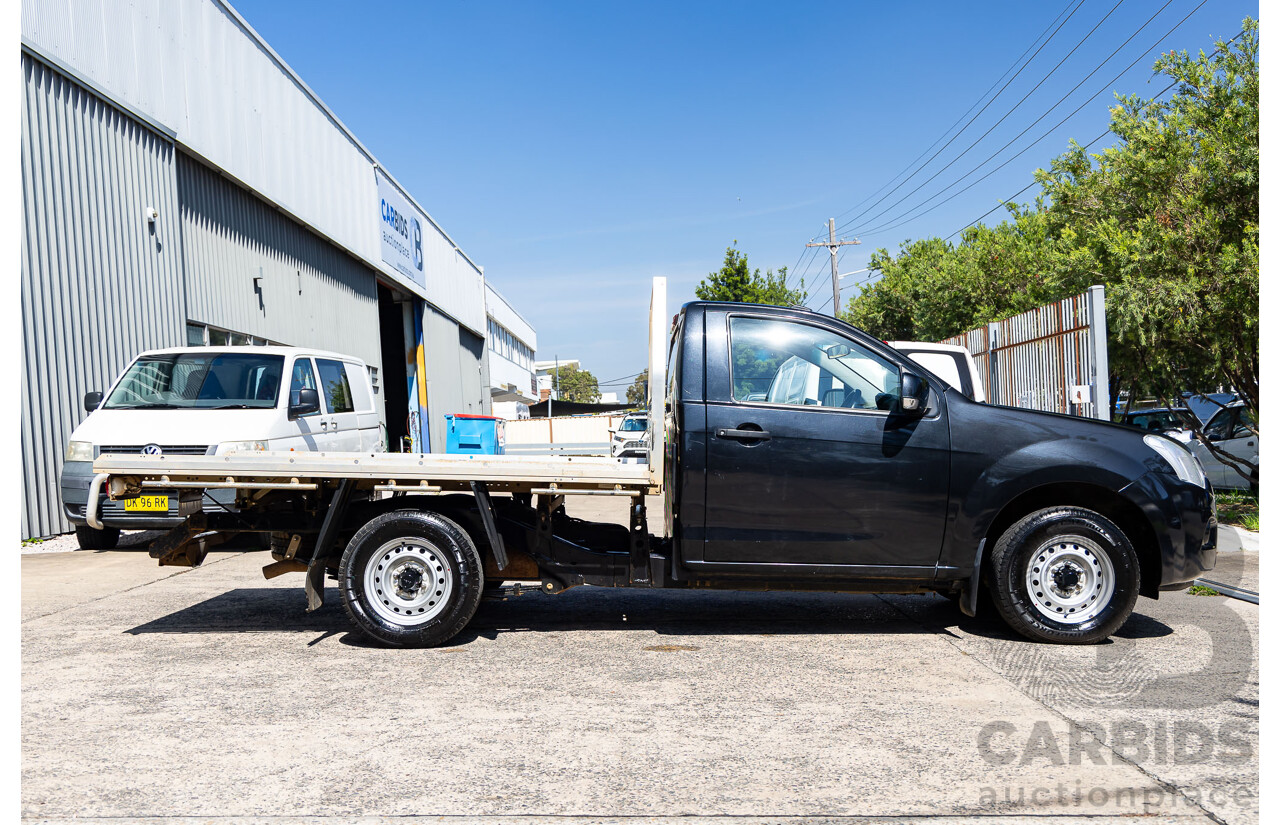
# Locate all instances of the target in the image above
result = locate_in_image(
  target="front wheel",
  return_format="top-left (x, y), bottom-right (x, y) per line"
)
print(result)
top-left (338, 510), bottom-right (483, 647)
top-left (988, 507), bottom-right (1139, 644)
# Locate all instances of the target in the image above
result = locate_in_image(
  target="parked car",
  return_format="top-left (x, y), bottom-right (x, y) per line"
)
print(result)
top-left (887, 341), bottom-right (985, 402)
top-left (1119, 407), bottom-right (1200, 441)
top-left (1188, 401), bottom-right (1257, 491)
top-left (61, 346), bottom-right (381, 549)
top-left (1181, 391), bottom-right (1240, 425)
top-left (610, 412), bottom-right (650, 458)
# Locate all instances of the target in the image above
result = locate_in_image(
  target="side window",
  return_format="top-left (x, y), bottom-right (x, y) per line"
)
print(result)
top-left (1232, 409), bottom-right (1254, 439)
top-left (727, 316), bottom-right (900, 409)
top-left (344, 362), bottom-right (374, 412)
top-left (289, 358), bottom-right (319, 414)
top-left (316, 358), bottom-right (354, 413)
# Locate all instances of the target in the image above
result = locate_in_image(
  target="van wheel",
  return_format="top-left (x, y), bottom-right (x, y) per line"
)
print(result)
top-left (75, 525), bottom-right (120, 550)
top-left (988, 507), bottom-right (1139, 644)
top-left (338, 510), bottom-right (483, 647)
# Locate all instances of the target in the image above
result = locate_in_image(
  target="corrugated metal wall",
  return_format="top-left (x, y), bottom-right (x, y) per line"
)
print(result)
top-left (941, 288), bottom-right (1108, 419)
top-left (22, 0), bottom-right (487, 335)
top-left (177, 153), bottom-right (383, 373)
top-left (21, 54), bottom-right (186, 537)
top-left (422, 305), bottom-right (489, 453)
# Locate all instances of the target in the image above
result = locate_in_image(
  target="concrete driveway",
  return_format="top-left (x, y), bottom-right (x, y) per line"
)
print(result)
top-left (21, 504), bottom-right (1257, 824)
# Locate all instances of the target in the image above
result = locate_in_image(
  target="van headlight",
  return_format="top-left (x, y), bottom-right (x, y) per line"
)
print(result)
top-left (65, 441), bottom-right (94, 461)
top-left (1144, 434), bottom-right (1207, 488)
top-left (217, 440), bottom-right (268, 454)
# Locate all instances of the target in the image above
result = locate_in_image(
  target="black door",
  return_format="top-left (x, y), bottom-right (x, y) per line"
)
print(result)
top-left (700, 313), bottom-right (951, 571)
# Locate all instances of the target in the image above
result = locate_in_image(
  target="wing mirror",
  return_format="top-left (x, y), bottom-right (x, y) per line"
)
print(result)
top-left (289, 387), bottom-right (320, 419)
top-left (84, 391), bottom-right (103, 412)
top-left (899, 371), bottom-right (929, 414)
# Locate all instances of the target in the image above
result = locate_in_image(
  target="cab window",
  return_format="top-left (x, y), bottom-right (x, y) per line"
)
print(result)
top-left (727, 316), bottom-right (900, 410)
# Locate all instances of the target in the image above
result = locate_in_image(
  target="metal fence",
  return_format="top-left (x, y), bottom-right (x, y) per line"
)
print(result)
top-left (941, 286), bottom-right (1109, 420)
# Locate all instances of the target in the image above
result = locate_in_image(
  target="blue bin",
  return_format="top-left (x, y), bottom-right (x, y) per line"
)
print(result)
top-left (445, 414), bottom-right (506, 455)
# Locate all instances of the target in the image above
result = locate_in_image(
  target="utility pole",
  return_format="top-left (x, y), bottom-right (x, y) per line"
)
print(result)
top-left (807, 218), bottom-right (860, 316)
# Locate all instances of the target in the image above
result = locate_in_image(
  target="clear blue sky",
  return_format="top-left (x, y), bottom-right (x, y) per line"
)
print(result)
top-left (234, 0), bottom-right (1257, 392)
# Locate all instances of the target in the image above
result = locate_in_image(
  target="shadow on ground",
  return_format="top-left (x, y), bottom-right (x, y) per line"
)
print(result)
top-left (124, 585), bottom-right (1175, 648)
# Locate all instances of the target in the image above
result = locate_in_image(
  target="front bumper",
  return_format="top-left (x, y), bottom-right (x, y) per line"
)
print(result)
top-left (60, 460), bottom-right (234, 530)
top-left (1119, 470), bottom-right (1217, 592)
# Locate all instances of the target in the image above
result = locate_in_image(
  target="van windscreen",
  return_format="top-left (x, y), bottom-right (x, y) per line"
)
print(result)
top-left (103, 353), bottom-right (286, 410)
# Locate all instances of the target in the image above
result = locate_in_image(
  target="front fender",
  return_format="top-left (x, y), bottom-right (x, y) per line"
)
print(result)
top-left (940, 437), bottom-right (1156, 571)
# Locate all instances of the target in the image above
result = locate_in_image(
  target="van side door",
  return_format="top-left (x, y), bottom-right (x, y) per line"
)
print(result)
top-left (343, 360), bottom-right (381, 451)
top-left (277, 357), bottom-right (330, 451)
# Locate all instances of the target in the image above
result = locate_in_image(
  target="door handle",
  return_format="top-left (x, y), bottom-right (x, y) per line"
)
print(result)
top-left (319, 421), bottom-right (328, 429)
top-left (717, 427), bottom-right (771, 441)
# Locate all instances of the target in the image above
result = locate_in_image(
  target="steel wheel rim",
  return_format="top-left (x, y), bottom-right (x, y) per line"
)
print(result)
top-left (363, 537), bottom-right (454, 626)
top-left (1024, 534), bottom-right (1115, 625)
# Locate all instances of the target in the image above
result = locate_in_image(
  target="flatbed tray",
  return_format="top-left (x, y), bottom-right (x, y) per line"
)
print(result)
top-left (93, 450), bottom-right (656, 491)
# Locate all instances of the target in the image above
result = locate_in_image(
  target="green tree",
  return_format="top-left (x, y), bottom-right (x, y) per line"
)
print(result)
top-left (549, 363), bottom-right (600, 403)
top-left (696, 245), bottom-right (807, 306)
top-left (626, 369), bottom-right (648, 407)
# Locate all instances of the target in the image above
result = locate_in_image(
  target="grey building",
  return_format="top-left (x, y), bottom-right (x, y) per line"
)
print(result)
top-left (20, 0), bottom-right (493, 537)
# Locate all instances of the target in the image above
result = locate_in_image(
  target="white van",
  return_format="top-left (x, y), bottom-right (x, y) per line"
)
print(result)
top-left (60, 346), bottom-right (381, 549)
top-left (887, 341), bottom-right (986, 403)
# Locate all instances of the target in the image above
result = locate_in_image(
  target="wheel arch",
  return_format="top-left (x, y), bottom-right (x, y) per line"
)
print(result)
top-left (981, 481), bottom-right (1161, 599)
top-left (341, 494), bottom-right (537, 580)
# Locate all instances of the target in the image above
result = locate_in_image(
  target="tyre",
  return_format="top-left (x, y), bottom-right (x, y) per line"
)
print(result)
top-left (75, 525), bottom-right (121, 550)
top-left (337, 509), bottom-right (483, 648)
top-left (987, 507), bottom-right (1139, 644)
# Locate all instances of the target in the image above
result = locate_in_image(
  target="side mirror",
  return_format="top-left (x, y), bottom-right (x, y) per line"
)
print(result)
top-left (84, 391), bottom-right (103, 412)
top-left (289, 387), bottom-right (320, 419)
top-left (899, 371), bottom-right (929, 414)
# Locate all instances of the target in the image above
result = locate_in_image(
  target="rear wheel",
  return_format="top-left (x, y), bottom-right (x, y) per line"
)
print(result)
top-left (75, 525), bottom-right (120, 551)
top-left (338, 510), bottom-right (483, 647)
top-left (988, 507), bottom-right (1139, 644)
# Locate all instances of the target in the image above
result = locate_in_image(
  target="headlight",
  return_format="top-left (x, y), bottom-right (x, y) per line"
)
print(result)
top-left (1144, 434), bottom-right (1207, 488)
top-left (217, 440), bottom-right (268, 454)
top-left (65, 441), bottom-right (94, 461)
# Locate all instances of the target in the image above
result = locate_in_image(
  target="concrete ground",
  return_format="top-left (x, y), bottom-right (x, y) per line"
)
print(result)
top-left (21, 501), bottom-right (1257, 824)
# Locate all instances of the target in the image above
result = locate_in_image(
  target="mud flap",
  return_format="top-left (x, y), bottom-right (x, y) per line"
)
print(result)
top-left (305, 479), bottom-right (355, 612)
top-left (470, 481), bottom-right (509, 570)
top-left (960, 538), bottom-right (986, 618)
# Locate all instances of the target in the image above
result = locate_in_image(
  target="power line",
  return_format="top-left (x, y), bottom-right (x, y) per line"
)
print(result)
top-left (852, 0), bottom-right (1178, 239)
top-left (831, 0), bottom-right (1089, 235)
top-left (828, 0), bottom-right (1078, 228)
top-left (941, 18), bottom-right (1238, 242)
top-left (839, 0), bottom-right (1128, 238)
top-left (855, 0), bottom-right (1192, 243)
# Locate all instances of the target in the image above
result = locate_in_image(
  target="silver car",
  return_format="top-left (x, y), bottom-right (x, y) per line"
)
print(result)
top-left (1188, 402), bottom-right (1257, 491)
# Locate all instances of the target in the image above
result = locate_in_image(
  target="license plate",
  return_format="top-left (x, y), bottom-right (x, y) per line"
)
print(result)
top-left (123, 495), bottom-right (168, 513)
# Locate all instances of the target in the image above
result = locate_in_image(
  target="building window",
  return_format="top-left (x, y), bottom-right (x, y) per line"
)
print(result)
top-left (187, 321), bottom-right (282, 348)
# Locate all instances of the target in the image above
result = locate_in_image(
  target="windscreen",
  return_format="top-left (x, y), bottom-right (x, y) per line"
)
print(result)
top-left (103, 352), bottom-right (286, 410)
top-left (620, 417), bottom-right (648, 432)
